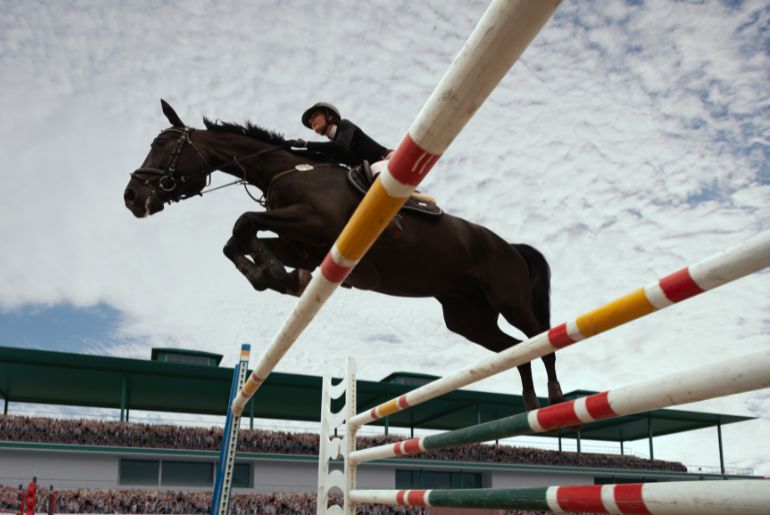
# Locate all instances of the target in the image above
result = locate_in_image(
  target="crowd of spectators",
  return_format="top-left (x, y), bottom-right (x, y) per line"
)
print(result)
top-left (0, 415), bottom-right (686, 472)
top-left (0, 484), bottom-right (593, 514)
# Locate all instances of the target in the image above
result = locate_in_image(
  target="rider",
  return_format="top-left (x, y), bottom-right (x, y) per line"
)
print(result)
top-left (290, 102), bottom-right (392, 167)
top-left (290, 102), bottom-right (435, 204)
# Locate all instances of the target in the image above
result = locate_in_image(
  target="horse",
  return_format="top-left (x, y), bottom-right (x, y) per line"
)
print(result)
top-left (124, 100), bottom-right (565, 411)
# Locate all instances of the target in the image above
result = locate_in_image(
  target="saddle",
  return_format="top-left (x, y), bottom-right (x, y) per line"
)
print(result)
top-left (347, 162), bottom-right (443, 217)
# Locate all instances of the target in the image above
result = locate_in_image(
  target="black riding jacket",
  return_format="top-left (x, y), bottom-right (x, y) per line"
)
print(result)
top-left (306, 119), bottom-right (389, 167)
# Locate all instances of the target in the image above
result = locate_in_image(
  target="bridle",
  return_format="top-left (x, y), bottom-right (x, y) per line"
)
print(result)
top-left (131, 127), bottom-right (213, 195)
top-left (130, 127), bottom-right (285, 205)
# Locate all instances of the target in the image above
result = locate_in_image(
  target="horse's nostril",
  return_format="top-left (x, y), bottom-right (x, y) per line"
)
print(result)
top-left (124, 189), bottom-right (136, 202)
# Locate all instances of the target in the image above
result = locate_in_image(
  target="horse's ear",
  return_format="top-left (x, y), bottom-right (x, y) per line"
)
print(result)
top-left (160, 99), bottom-right (185, 128)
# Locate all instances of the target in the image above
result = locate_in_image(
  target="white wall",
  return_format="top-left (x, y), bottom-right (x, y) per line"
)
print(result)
top-left (248, 460), bottom-right (396, 493)
top-left (250, 459), bottom-right (317, 493)
top-left (1, 447), bottom-right (605, 494)
top-left (491, 469), bottom-right (592, 488)
top-left (0, 448), bottom-right (118, 490)
top-left (356, 465), bottom-right (395, 490)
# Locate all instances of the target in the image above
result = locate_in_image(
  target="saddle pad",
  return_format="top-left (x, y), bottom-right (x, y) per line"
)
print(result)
top-left (347, 165), bottom-right (443, 217)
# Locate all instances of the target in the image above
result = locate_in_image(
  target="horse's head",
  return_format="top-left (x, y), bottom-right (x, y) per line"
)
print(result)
top-left (124, 100), bottom-right (211, 217)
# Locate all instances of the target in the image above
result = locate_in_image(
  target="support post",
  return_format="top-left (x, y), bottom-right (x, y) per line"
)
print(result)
top-left (384, 417), bottom-right (389, 436)
top-left (3, 396), bottom-right (7, 415)
top-left (717, 420), bottom-right (725, 475)
top-left (619, 426), bottom-right (624, 455)
top-left (648, 417), bottom-right (654, 461)
top-left (576, 431), bottom-right (581, 455)
top-left (249, 400), bottom-right (254, 430)
top-left (120, 377), bottom-right (128, 423)
top-left (558, 430), bottom-right (562, 452)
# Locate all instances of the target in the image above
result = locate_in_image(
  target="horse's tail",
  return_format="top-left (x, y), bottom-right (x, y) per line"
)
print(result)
top-left (512, 243), bottom-right (551, 331)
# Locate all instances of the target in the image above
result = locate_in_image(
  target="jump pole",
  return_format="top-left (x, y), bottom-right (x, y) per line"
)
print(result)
top-left (230, 0), bottom-right (563, 417)
top-left (348, 348), bottom-right (770, 463)
top-left (349, 230), bottom-right (770, 428)
top-left (349, 480), bottom-right (770, 514)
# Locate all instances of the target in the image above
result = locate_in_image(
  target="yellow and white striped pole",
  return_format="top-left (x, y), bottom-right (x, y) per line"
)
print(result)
top-left (231, 0), bottom-right (563, 416)
top-left (349, 230), bottom-right (770, 427)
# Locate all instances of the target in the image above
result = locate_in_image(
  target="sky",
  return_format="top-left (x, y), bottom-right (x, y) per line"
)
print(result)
top-left (1, 0), bottom-right (769, 475)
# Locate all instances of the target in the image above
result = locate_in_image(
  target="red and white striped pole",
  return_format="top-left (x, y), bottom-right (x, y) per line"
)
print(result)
top-left (231, 0), bottom-right (563, 416)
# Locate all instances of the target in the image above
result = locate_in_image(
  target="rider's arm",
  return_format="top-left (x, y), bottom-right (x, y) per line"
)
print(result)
top-left (306, 120), bottom-right (356, 154)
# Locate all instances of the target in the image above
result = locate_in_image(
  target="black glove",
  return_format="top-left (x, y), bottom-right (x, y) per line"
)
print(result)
top-left (285, 139), bottom-right (307, 148)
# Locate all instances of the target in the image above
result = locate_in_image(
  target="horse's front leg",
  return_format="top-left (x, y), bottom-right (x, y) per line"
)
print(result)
top-left (225, 207), bottom-right (327, 296)
top-left (223, 236), bottom-right (310, 296)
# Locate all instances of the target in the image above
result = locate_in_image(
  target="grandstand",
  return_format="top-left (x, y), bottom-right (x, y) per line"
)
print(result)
top-left (0, 345), bottom-right (757, 505)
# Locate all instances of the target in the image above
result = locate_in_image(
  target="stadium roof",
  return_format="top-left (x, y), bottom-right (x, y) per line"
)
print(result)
top-left (0, 346), bottom-right (753, 443)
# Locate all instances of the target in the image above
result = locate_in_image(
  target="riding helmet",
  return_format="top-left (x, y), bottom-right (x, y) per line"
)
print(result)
top-left (302, 102), bottom-right (341, 128)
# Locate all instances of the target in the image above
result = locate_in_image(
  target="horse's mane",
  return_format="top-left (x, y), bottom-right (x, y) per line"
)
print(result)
top-left (203, 117), bottom-right (286, 146)
top-left (202, 116), bottom-right (339, 164)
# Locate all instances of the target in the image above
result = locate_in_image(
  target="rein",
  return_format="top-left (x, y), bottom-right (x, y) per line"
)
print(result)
top-left (222, 148), bottom-right (347, 208)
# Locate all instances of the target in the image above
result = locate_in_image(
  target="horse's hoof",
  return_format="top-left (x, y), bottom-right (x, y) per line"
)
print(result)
top-left (247, 275), bottom-right (268, 291)
top-left (222, 237), bottom-right (243, 260)
top-left (287, 268), bottom-right (313, 297)
top-left (297, 268), bottom-right (312, 294)
top-left (522, 390), bottom-right (541, 412)
top-left (548, 381), bottom-right (566, 405)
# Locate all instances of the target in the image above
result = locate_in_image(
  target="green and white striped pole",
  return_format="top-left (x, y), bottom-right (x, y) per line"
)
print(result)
top-left (349, 480), bottom-right (770, 514)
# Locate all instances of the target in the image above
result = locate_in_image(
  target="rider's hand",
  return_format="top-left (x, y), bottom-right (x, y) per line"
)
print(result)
top-left (286, 139), bottom-right (307, 148)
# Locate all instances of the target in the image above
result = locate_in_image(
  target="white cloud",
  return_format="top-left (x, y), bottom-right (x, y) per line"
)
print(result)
top-left (1, 0), bottom-right (768, 474)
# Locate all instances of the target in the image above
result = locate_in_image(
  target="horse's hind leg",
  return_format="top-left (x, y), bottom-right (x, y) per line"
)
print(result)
top-left (541, 352), bottom-right (564, 405)
top-left (499, 302), bottom-right (565, 406)
top-left (484, 273), bottom-right (566, 407)
top-left (438, 294), bottom-right (541, 412)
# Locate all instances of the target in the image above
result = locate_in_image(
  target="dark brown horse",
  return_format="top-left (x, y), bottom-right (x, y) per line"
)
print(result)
top-left (124, 100), bottom-right (565, 410)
